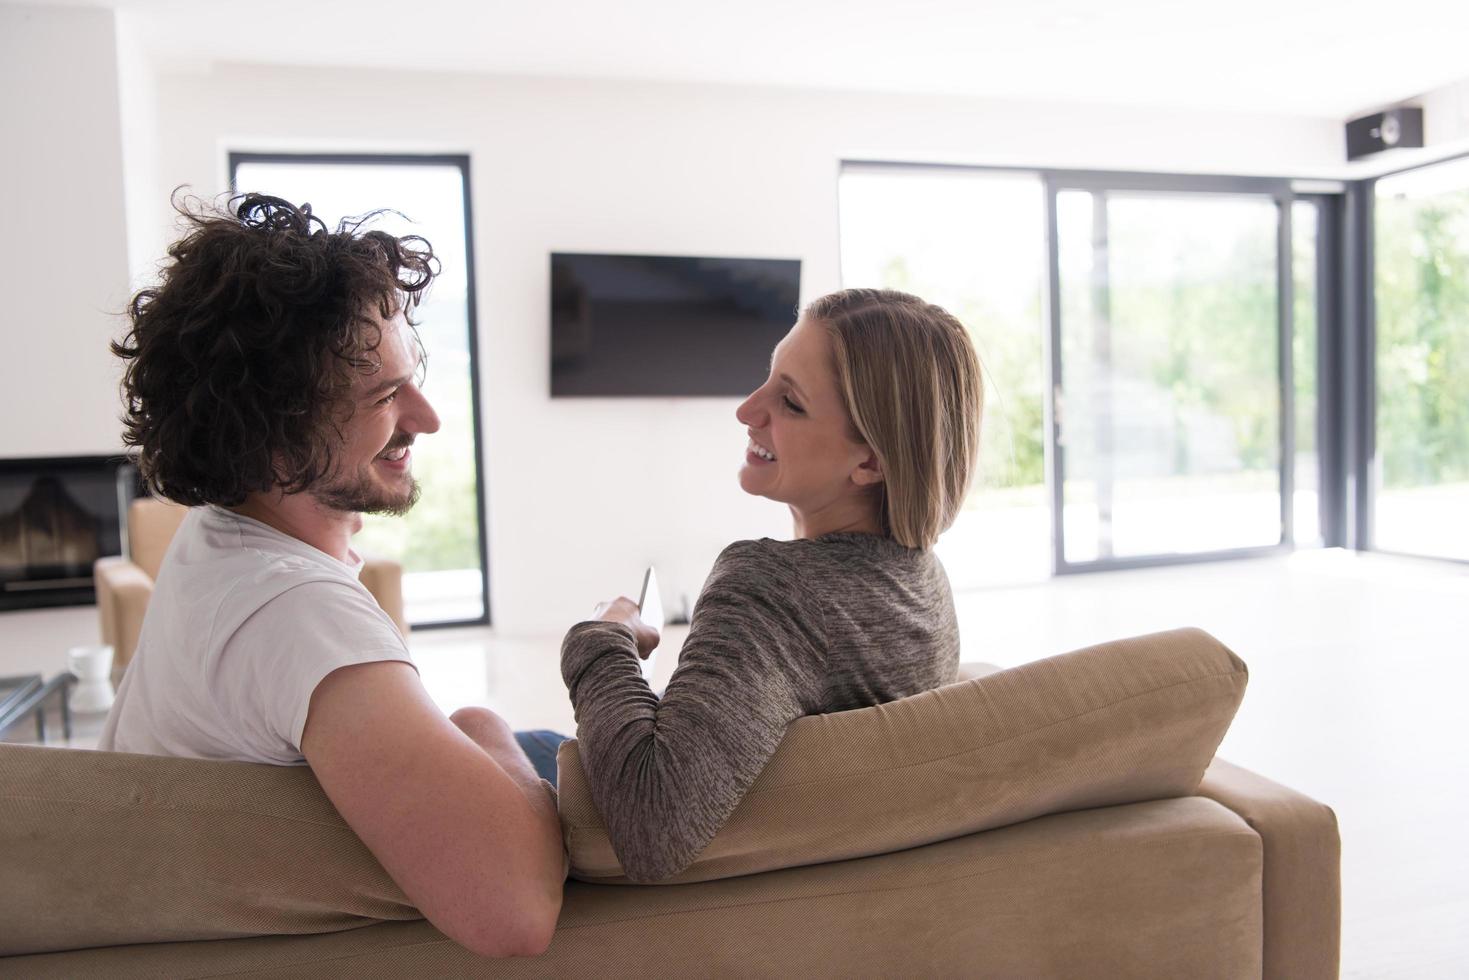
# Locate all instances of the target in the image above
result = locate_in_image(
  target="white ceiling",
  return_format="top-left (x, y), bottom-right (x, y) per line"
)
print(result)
top-left (56, 0), bottom-right (1469, 118)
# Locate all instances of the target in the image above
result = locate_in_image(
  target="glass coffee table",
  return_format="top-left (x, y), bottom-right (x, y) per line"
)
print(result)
top-left (0, 672), bottom-right (76, 742)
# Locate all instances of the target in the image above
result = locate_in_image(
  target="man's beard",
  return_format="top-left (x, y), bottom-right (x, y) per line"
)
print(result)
top-left (312, 466), bottom-right (422, 517)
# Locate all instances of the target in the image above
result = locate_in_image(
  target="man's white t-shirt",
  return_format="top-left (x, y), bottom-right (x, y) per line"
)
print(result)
top-left (100, 505), bottom-right (415, 764)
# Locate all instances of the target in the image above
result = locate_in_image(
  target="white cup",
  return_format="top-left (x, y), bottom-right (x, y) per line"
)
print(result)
top-left (68, 645), bottom-right (115, 713)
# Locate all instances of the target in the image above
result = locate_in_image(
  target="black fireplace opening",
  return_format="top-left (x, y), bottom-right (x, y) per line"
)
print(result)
top-left (0, 457), bottom-right (142, 612)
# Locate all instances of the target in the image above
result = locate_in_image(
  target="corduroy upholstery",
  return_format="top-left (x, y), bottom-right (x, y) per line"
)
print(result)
top-left (0, 628), bottom-right (1340, 977)
top-left (3, 798), bottom-right (1265, 979)
top-left (561, 626), bottom-right (1248, 883)
top-left (1199, 758), bottom-right (1343, 979)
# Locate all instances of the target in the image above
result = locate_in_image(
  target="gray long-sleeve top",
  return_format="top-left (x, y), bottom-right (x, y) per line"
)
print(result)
top-left (560, 531), bottom-right (960, 882)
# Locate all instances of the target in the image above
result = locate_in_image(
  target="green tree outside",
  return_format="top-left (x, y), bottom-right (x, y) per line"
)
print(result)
top-left (1374, 190), bottom-right (1469, 489)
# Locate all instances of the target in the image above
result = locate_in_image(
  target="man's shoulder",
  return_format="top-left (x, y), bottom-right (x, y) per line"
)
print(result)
top-left (151, 508), bottom-right (379, 651)
top-left (165, 506), bottom-right (361, 591)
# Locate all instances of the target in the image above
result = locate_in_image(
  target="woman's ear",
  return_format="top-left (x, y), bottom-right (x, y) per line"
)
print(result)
top-left (851, 450), bottom-right (885, 488)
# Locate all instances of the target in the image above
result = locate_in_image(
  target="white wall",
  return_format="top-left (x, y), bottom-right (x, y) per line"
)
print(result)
top-left (129, 62), bottom-right (1352, 633)
top-left (0, 23), bottom-right (1349, 631)
top-left (0, 4), bottom-right (132, 458)
top-left (1424, 76), bottom-right (1469, 148)
top-left (113, 10), bottom-right (162, 293)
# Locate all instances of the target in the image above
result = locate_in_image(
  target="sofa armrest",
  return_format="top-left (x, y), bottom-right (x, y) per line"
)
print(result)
top-left (1197, 758), bottom-right (1341, 980)
top-left (358, 558), bottom-right (407, 638)
top-left (92, 557), bottom-right (153, 670)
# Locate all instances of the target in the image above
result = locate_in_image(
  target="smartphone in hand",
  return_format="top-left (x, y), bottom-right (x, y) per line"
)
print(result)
top-left (638, 567), bottom-right (663, 682)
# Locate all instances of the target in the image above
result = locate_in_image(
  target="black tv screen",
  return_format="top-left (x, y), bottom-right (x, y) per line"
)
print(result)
top-left (550, 252), bottom-right (801, 397)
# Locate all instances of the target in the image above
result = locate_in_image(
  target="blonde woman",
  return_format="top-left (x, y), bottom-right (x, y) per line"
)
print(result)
top-left (561, 288), bottom-right (984, 882)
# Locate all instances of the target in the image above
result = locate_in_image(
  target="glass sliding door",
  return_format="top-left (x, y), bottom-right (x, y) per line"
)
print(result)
top-left (1052, 186), bottom-right (1286, 566)
top-left (839, 166), bottom-right (1049, 587)
top-left (1372, 156), bottom-right (1469, 561)
top-left (838, 165), bottom-right (1326, 582)
top-left (230, 154), bottom-right (489, 625)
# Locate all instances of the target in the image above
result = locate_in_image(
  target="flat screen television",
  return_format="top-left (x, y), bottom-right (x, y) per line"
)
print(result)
top-left (550, 252), bottom-right (801, 397)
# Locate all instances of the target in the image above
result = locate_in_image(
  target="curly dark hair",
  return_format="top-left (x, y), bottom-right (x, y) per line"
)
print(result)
top-left (114, 192), bottom-right (439, 506)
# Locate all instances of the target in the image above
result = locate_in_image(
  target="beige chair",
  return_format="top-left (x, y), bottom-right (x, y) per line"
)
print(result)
top-left (93, 498), bottom-right (408, 669)
top-left (0, 628), bottom-right (1340, 977)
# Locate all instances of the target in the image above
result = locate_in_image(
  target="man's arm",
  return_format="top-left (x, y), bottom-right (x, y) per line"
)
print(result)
top-left (446, 705), bottom-right (561, 828)
top-left (301, 661), bottom-right (565, 957)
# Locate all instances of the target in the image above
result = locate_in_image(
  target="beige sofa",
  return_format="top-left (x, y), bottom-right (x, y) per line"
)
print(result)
top-left (93, 498), bottom-right (408, 669)
top-left (0, 628), bottom-right (1340, 978)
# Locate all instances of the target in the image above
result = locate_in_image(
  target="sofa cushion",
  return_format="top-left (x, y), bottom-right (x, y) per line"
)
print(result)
top-left (0, 626), bottom-right (1248, 955)
top-left (4, 797), bottom-right (1263, 978)
top-left (558, 626), bottom-right (1248, 884)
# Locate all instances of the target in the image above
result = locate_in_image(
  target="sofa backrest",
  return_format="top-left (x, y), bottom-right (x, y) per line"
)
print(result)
top-left (0, 745), bottom-right (417, 957)
top-left (0, 627), bottom-right (1246, 955)
top-left (558, 626), bottom-right (1248, 883)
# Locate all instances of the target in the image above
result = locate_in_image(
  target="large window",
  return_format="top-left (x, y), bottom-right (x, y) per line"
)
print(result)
top-left (230, 154), bottom-right (488, 625)
top-left (840, 168), bottom-right (1048, 587)
top-left (1373, 156), bottom-right (1469, 562)
top-left (841, 164), bottom-right (1324, 579)
top-left (1055, 189), bottom-right (1283, 563)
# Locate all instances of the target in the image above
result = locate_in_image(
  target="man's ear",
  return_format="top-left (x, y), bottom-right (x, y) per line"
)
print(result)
top-left (851, 450), bottom-right (885, 488)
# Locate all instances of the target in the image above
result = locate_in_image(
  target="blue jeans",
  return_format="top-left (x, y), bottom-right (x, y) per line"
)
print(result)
top-left (514, 729), bottom-right (568, 786)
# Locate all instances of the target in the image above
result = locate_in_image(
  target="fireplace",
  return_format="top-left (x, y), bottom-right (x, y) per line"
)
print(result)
top-left (0, 457), bottom-right (141, 612)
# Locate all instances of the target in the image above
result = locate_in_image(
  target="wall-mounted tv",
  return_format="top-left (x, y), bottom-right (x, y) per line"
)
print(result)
top-left (550, 252), bottom-right (801, 397)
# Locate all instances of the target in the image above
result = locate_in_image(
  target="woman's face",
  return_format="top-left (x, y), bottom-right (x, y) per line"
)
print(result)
top-left (735, 316), bottom-right (882, 526)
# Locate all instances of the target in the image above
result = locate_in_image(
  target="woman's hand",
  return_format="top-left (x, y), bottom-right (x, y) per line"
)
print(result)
top-left (593, 597), bottom-right (660, 659)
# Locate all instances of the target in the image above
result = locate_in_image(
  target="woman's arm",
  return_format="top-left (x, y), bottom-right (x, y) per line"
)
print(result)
top-left (560, 541), bottom-right (826, 882)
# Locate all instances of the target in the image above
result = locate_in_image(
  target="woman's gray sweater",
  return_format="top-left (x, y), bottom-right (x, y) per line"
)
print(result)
top-left (560, 532), bottom-right (960, 882)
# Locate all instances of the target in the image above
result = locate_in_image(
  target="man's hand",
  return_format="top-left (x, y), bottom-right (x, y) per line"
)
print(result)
top-left (450, 702), bottom-right (516, 748)
top-left (449, 705), bottom-right (557, 807)
top-left (301, 662), bottom-right (564, 958)
top-left (593, 596), bottom-right (660, 659)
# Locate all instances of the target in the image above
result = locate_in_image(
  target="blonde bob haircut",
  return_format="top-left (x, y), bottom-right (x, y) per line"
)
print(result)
top-left (805, 288), bottom-right (984, 551)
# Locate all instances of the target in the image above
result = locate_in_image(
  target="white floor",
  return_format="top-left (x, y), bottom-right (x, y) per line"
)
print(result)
top-left (3, 547), bottom-right (1466, 977)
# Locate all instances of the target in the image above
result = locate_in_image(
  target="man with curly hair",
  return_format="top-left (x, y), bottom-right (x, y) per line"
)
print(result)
top-left (99, 194), bottom-right (564, 957)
